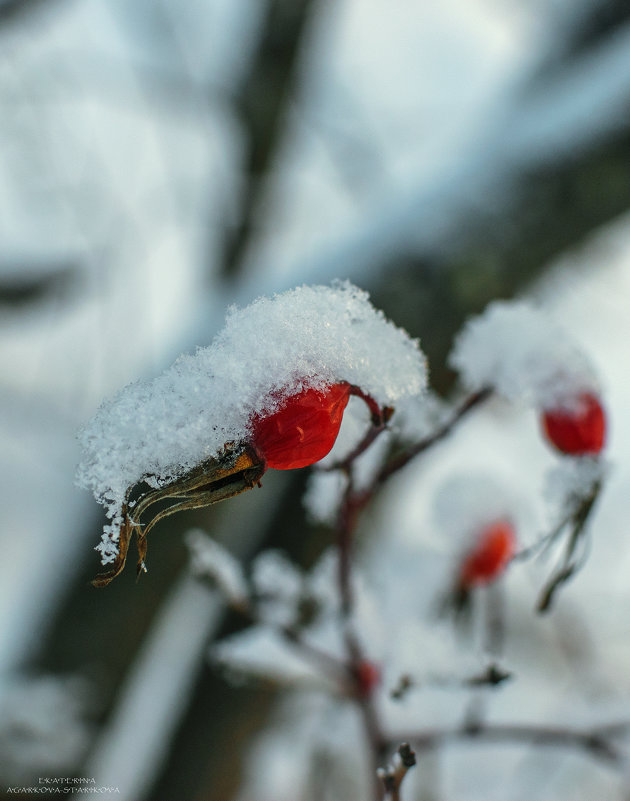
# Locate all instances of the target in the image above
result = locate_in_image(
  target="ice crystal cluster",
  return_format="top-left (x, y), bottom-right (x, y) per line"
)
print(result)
top-left (449, 301), bottom-right (599, 409)
top-left (77, 282), bottom-right (427, 558)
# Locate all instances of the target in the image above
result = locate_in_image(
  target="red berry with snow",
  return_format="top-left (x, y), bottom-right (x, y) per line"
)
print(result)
top-left (541, 392), bottom-right (606, 456)
top-left (251, 383), bottom-right (351, 470)
top-left (459, 520), bottom-right (516, 588)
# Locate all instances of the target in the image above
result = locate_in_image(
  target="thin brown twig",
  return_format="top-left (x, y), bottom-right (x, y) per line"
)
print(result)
top-left (389, 720), bottom-right (630, 767)
top-left (378, 743), bottom-right (417, 801)
top-left (335, 464), bottom-right (388, 800)
top-left (324, 385), bottom-right (394, 473)
top-left (328, 389), bottom-right (494, 797)
top-left (536, 477), bottom-right (603, 613)
top-left (279, 625), bottom-right (351, 687)
top-left (375, 387), bottom-right (492, 486)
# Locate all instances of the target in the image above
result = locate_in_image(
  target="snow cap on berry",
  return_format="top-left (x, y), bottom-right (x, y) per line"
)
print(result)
top-left (449, 301), bottom-right (600, 411)
top-left (77, 281), bottom-right (427, 548)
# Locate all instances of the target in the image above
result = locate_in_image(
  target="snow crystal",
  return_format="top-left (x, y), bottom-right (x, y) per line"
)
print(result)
top-left (185, 529), bottom-right (248, 607)
top-left (77, 282), bottom-right (427, 557)
top-left (449, 301), bottom-right (599, 409)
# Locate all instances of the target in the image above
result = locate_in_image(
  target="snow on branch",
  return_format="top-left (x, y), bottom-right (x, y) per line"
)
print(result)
top-left (185, 529), bottom-right (249, 610)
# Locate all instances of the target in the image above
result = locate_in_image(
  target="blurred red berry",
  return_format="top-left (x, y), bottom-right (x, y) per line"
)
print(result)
top-left (355, 660), bottom-right (381, 696)
top-left (459, 520), bottom-right (516, 588)
top-left (541, 392), bottom-right (606, 456)
top-left (251, 383), bottom-right (351, 470)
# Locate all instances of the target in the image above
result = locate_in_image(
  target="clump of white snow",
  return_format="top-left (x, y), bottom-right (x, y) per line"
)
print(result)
top-left (251, 550), bottom-right (304, 627)
top-left (185, 529), bottom-right (248, 608)
top-left (77, 282), bottom-right (427, 562)
top-left (449, 301), bottom-right (599, 409)
top-left (213, 626), bottom-right (326, 686)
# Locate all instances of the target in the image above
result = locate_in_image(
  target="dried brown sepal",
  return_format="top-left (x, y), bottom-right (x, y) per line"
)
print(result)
top-left (92, 444), bottom-right (266, 588)
top-left (535, 476), bottom-right (602, 613)
top-left (91, 509), bottom-right (134, 588)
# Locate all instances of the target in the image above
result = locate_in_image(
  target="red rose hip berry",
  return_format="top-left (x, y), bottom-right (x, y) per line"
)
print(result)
top-left (459, 520), bottom-right (516, 588)
top-left (355, 660), bottom-right (381, 697)
top-left (251, 383), bottom-right (351, 470)
top-left (541, 392), bottom-right (606, 456)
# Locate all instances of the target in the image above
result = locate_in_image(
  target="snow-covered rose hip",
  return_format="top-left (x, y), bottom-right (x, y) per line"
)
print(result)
top-left (459, 519), bottom-right (517, 588)
top-left (251, 382), bottom-right (387, 470)
top-left (541, 392), bottom-right (606, 456)
top-left (78, 283), bottom-right (427, 586)
top-left (449, 301), bottom-right (607, 457)
top-left (251, 383), bottom-right (352, 470)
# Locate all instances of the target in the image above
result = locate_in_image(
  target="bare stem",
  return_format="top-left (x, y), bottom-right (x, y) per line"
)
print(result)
top-left (389, 720), bottom-right (630, 767)
top-left (333, 419), bottom-right (392, 799)
top-left (378, 743), bottom-right (417, 801)
top-left (327, 390), bottom-right (493, 798)
top-left (375, 387), bottom-right (492, 487)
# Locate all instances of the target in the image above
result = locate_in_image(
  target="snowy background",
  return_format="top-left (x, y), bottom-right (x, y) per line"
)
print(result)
top-left (1, 0), bottom-right (630, 799)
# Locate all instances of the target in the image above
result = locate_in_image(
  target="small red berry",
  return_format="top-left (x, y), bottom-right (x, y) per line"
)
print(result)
top-left (251, 383), bottom-right (351, 470)
top-left (459, 520), bottom-right (516, 588)
top-left (541, 392), bottom-right (606, 456)
top-left (355, 660), bottom-right (381, 696)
